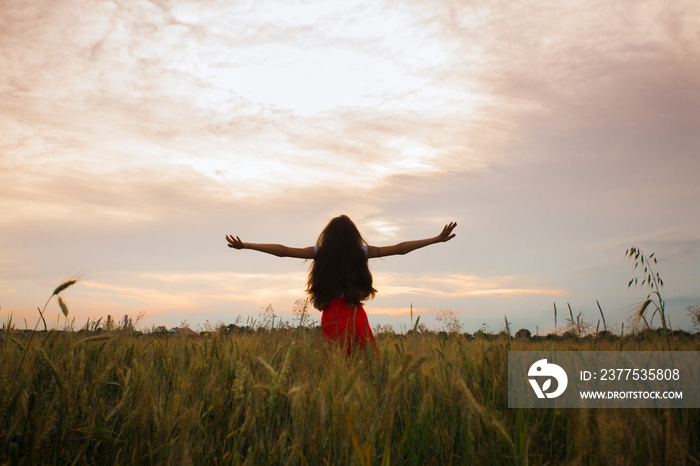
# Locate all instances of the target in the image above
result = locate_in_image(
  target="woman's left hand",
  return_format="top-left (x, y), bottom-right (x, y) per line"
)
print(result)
top-left (226, 235), bottom-right (245, 249)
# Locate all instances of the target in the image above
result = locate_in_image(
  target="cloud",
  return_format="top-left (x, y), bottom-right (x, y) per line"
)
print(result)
top-left (26, 269), bottom-right (568, 325)
top-left (80, 270), bottom-right (308, 309)
top-left (374, 272), bottom-right (567, 299)
top-left (0, 0), bottom-right (498, 203)
top-left (2, 0), bottom-right (699, 332)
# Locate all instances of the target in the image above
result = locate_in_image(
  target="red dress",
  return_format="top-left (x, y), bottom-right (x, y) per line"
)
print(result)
top-left (321, 298), bottom-right (377, 356)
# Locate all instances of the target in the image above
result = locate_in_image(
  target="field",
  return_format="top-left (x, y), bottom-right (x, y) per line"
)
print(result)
top-left (1, 323), bottom-right (698, 465)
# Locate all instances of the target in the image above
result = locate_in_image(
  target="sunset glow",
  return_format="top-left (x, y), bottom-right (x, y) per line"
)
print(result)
top-left (2, 0), bottom-right (699, 333)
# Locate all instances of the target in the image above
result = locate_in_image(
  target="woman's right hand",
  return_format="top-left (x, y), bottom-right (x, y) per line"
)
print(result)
top-left (436, 222), bottom-right (457, 242)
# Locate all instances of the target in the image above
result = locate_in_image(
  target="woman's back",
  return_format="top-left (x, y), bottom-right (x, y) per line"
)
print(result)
top-left (307, 215), bottom-right (376, 312)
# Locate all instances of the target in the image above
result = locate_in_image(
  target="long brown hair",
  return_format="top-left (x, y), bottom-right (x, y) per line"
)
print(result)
top-left (307, 215), bottom-right (376, 311)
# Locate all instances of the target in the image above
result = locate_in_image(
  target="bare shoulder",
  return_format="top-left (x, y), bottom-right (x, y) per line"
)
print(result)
top-left (367, 245), bottom-right (380, 258)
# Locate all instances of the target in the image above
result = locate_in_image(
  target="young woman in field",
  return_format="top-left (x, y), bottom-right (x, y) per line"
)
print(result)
top-left (226, 215), bottom-right (457, 356)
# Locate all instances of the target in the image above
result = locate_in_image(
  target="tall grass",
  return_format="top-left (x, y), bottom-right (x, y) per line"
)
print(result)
top-left (1, 326), bottom-right (698, 465)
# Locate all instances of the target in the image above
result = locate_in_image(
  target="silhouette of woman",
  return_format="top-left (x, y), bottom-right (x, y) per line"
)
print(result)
top-left (227, 215), bottom-right (456, 356)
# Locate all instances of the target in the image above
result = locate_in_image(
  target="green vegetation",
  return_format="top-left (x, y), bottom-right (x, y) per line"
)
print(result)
top-left (1, 324), bottom-right (698, 465)
top-left (626, 246), bottom-right (671, 351)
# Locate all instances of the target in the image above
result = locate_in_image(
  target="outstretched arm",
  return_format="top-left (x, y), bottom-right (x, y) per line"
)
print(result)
top-left (367, 222), bottom-right (457, 259)
top-left (226, 235), bottom-right (315, 259)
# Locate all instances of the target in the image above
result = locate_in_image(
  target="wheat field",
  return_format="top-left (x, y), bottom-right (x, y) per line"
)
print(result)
top-left (1, 323), bottom-right (698, 465)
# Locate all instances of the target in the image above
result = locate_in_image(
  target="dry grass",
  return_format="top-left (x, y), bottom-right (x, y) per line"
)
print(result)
top-left (0, 327), bottom-right (698, 465)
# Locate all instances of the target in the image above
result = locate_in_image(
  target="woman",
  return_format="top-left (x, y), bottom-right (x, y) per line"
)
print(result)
top-left (227, 215), bottom-right (457, 355)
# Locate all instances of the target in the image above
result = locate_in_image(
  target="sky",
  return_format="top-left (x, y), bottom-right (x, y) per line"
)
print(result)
top-left (1, 0), bottom-right (699, 334)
